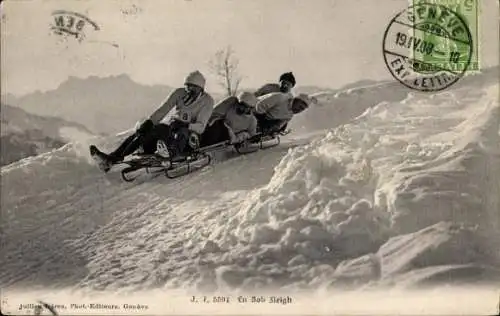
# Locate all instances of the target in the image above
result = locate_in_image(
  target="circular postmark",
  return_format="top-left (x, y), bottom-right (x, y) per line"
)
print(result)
top-left (382, 2), bottom-right (473, 91)
top-left (50, 10), bottom-right (100, 42)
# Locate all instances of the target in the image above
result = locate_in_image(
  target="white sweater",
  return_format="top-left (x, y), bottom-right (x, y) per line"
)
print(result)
top-left (255, 92), bottom-right (294, 121)
top-left (149, 88), bottom-right (214, 134)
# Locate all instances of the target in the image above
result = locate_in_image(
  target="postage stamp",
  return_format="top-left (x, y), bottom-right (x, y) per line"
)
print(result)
top-left (1, 0), bottom-right (499, 315)
top-left (383, 0), bottom-right (479, 91)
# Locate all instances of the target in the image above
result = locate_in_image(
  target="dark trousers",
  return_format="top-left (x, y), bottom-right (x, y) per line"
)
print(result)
top-left (254, 113), bottom-right (288, 134)
top-left (109, 120), bottom-right (190, 162)
top-left (199, 119), bottom-right (230, 147)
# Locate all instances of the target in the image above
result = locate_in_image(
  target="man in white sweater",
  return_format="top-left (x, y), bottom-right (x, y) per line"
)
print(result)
top-left (254, 92), bottom-right (310, 135)
top-left (200, 91), bottom-right (258, 147)
top-left (90, 70), bottom-right (214, 172)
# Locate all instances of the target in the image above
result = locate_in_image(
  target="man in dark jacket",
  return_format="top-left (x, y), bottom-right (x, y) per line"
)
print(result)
top-left (254, 72), bottom-right (296, 97)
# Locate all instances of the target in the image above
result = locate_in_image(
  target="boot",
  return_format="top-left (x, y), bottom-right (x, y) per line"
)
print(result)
top-left (89, 145), bottom-right (113, 172)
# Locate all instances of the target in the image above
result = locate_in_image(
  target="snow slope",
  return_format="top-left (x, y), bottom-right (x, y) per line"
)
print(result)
top-left (0, 104), bottom-right (96, 166)
top-left (1, 73), bottom-right (499, 314)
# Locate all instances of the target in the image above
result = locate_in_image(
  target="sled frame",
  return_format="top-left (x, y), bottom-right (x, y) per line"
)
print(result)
top-left (120, 141), bottom-right (229, 182)
top-left (119, 133), bottom-right (281, 182)
top-left (235, 133), bottom-right (280, 154)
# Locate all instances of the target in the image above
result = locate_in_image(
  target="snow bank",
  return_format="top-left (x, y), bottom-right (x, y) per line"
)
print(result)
top-left (330, 222), bottom-right (500, 290)
top-left (376, 85), bottom-right (500, 237)
top-left (291, 81), bottom-right (410, 133)
top-left (2, 75), bottom-right (498, 296)
top-left (177, 82), bottom-right (500, 292)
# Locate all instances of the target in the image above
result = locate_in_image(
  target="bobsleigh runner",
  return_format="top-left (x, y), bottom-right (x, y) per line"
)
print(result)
top-left (115, 131), bottom-right (288, 182)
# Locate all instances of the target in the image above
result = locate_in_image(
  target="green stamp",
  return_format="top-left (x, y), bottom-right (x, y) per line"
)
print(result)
top-left (411, 0), bottom-right (479, 72)
top-left (383, 0), bottom-right (479, 91)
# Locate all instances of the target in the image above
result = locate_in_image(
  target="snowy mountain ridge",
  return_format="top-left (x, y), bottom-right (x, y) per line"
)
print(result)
top-left (0, 103), bottom-right (95, 166)
top-left (1, 69), bottom-right (499, 314)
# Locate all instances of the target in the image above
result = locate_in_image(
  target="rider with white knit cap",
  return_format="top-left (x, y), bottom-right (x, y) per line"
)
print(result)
top-left (90, 70), bottom-right (214, 171)
top-left (254, 92), bottom-right (310, 135)
top-left (200, 91), bottom-right (258, 147)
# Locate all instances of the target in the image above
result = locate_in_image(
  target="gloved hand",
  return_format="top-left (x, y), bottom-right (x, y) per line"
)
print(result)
top-left (135, 119), bottom-right (154, 136)
top-left (223, 121), bottom-right (238, 144)
top-left (235, 131), bottom-right (250, 143)
top-left (188, 132), bottom-right (200, 149)
top-left (279, 128), bottom-right (291, 136)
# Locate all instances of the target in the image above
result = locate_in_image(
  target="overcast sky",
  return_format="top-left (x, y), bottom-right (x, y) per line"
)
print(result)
top-left (1, 0), bottom-right (498, 96)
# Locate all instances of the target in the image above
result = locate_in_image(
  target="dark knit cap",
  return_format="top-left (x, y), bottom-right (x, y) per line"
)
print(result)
top-left (279, 72), bottom-right (296, 86)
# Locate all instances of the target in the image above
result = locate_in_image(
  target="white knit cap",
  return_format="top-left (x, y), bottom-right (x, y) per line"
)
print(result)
top-left (184, 70), bottom-right (206, 89)
top-left (238, 91), bottom-right (258, 108)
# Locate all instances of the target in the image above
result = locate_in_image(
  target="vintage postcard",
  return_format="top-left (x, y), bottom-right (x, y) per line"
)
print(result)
top-left (1, 0), bottom-right (499, 315)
